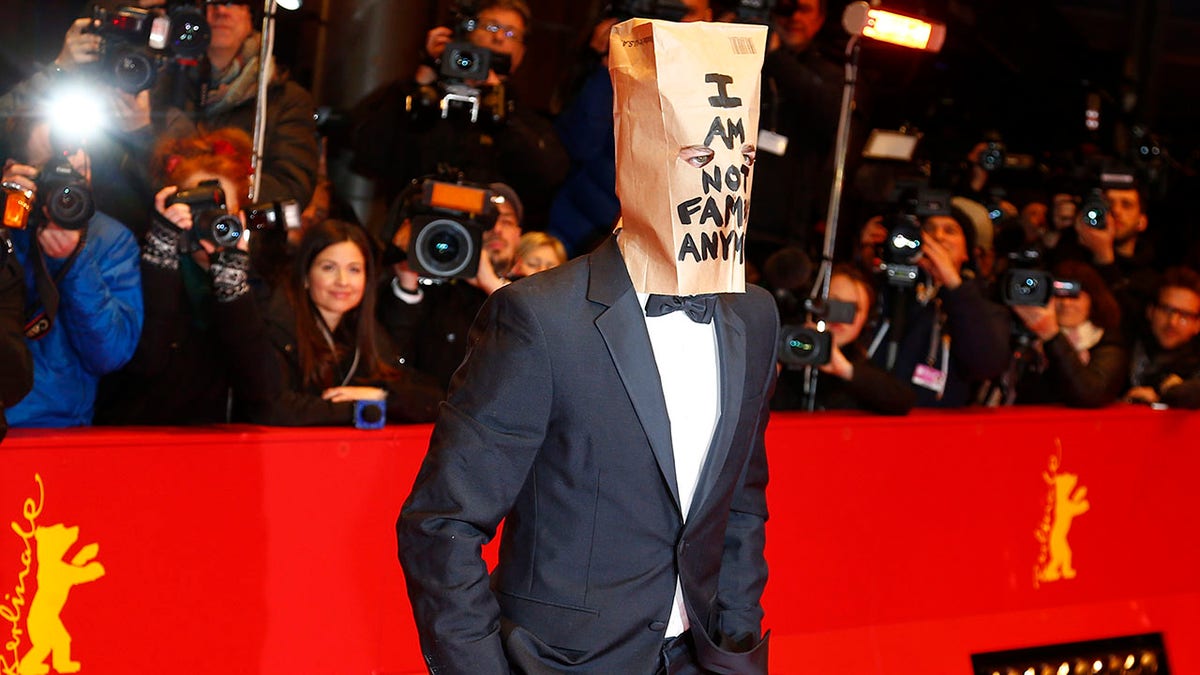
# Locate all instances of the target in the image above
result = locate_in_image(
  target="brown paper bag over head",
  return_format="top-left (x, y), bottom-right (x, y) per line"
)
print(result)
top-left (609, 18), bottom-right (767, 296)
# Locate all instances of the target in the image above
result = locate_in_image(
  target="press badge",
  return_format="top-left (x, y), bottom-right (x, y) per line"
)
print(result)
top-left (911, 363), bottom-right (947, 395)
top-left (759, 129), bottom-right (788, 156)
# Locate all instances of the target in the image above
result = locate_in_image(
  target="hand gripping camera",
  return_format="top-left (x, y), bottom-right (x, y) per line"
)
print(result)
top-left (167, 180), bottom-right (243, 248)
top-left (1, 158), bottom-right (95, 232)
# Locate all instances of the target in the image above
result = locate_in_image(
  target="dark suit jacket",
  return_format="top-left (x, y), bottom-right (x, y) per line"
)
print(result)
top-left (397, 236), bottom-right (779, 674)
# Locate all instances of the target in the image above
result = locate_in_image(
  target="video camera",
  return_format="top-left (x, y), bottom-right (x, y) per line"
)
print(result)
top-left (408, 3), bottom-right (512, 127)
top-left (389, 179), bottom-right (497, 280)
top-left (998, 248), bottom-right (1081, 307)
top-left (874, 185), bottom-right (952, 288)
top-left (86, 2), bottom-right (210, 94)
top-left (1, 158), bottom-right (95, 232)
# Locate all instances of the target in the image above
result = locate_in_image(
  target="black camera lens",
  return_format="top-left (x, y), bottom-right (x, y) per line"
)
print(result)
top-left (454, 52), bottom-right (476, 71)
top-left (412, 217), bottom-right (477, 278)
top-left (1081, 188), bottom-right (1107, 229)
top-left (168, 6), bottom-right (211, 58)
top-left (208, 214), bottom-right (243, 248)
top-left (38, 162), bottom-right (95, 230)
top-left (883, 217), bottom-right (923, 265)
top-left (777, 325), bottom-right (832, 367)
top-left (111, 47), bottom-right (157, 94)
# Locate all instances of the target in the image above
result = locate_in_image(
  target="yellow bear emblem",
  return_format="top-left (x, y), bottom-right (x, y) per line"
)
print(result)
top-left (17, 524), bottom-right (104, 675)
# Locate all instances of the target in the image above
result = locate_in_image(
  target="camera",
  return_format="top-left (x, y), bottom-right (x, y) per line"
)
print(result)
top-left (2, 159), bottom-right (94, 232)
top-left (975, 138), bottom-right (1036, 173)
top-left (777, 298), bottom-right (857, 368)
top-left (88, 3), bottom-right (210, 94)
top-left (242, 200), bottom-right (302, 233)
top-left (1079, 187), bottom-right (1107, 229)
top-left (407, 6), bottom-right (513, 127)
top-left (167, 180), bottom-right (243, 247)
top-left (875, 186), bottom-right (952, 287)
top-left (999, 248), bottom-right (1082, 307)
top-left (36, 159), bottom-right (95, 230)
top-left (405, 179), bottom-right (496, 280)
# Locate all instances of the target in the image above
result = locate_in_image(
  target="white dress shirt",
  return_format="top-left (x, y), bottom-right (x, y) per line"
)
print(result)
top-left (637, 292), bottom-right (721, 638)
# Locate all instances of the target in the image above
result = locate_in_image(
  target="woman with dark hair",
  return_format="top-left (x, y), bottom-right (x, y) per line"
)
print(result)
top-left (252, 219), bottom-right (442, 425)
top-left (1010, 259), bottom-right (1129, 407)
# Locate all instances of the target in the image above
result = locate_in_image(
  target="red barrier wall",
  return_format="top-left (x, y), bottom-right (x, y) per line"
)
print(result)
top-left (1, 407), bottom-right (1197, 674)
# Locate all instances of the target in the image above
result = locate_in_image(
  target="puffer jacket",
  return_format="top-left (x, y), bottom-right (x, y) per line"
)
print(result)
top-left (7, 211), bottom-right (143, 426)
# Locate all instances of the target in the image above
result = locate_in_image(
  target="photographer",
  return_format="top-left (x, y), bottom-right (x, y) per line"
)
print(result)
top-left (1, 114), bottom-right (143, 427)
top-left (94, 127), bottom-right (279, 424)
top-left (246, 220), bottom-right (442, 426)
top-left (772, 264), bottom-right (915, 414)
top-left (1007, 260), bottom-right (1129, 408)
top-left (377, 181), bottom-right (523, 393)
top-left (869, 203), bottom-right (1012, 407)
top-left (349, 0), bottom-right (567, 231)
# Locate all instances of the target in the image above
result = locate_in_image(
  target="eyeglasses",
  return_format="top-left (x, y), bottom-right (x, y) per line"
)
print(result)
top-left (476, 22), bottom-right (524, 43)
top-left (1153, 303), bottom-right (1200, 325)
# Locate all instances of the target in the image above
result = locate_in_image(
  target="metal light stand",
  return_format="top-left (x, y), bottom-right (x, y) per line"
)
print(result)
top-left (249, 0), bottom-right (279, 202)
top-left (802, 31), bottom-right (862, 412)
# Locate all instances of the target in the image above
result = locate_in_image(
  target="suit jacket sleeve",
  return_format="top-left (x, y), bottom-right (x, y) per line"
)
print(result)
top-left (714, 293), bottom-right (778, 649)
top-left (397, 285), bottom-right (551, 674)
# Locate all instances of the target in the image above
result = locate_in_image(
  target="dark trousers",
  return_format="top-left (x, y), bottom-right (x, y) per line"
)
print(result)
top-left (657, 632), bottom-right (704, 675)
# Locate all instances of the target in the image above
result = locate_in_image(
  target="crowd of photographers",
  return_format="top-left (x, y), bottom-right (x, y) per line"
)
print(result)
top-left (2, 0), bottom-right (1199, 438)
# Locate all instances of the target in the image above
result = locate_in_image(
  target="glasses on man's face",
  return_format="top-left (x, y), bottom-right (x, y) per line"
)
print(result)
top-left (476, 22), bottom-right (524, 43)
top-left (1153, 303), bottom-right (1200, 325)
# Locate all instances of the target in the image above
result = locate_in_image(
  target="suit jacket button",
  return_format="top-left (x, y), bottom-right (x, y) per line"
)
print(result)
top-left (649, 621), bottom-right (667, 632)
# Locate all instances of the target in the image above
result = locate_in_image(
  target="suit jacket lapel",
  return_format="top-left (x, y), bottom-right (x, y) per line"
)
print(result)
top-left (688, 294), bottom-right (747, 516)
top-left (588, 238), bottom-right (682, 513)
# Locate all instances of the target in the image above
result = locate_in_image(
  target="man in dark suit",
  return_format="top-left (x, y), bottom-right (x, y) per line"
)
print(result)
top-left (397, 18), bottom-right (776, 674)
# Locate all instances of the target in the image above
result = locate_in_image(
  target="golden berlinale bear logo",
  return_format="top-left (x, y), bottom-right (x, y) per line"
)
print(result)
top-left (1035, 450), bottom-right (1090, 587)
top-left (1, 475), bottom-right (105, 675)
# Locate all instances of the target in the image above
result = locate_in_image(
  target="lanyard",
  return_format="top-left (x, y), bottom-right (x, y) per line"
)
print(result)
top-left (24, 229), bottom-right (87, 340)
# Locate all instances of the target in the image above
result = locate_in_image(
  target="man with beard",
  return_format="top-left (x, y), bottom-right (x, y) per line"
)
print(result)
top-left (377, 182), bottom-right (524, 393)
top-left (1124, 266), bottom-right (1200, 409)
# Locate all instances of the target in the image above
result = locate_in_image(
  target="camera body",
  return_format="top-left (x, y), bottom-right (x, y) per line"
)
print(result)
top-left (777, 298), bottom-right (857, 368)
top-left (167, 180), bottom-right (243, 248)
top-left (407, 8), bottom-right (513, 128)
top-left (36, 159), bottom-right (95, 231)
top-left (999, 248), bottom-right (1082, 307)
top-left (242, 200), bottom-right (302, 233)
top-left (406, 179), bottom-right (496, 280)
top-left (876, 186), bottom-right (951, 287)
top-left (89, 3), bottom-right (210, 94)
top-left (1079, 187), bottom-right (1107, 229)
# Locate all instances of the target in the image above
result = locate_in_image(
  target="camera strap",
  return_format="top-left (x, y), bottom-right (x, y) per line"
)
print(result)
top-left (316, 315), bottom-right (361, 387)
top-left (24, 229), bottom-right (87, 341)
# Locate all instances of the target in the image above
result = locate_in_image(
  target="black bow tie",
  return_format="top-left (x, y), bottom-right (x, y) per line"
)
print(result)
top-left (644, 294), bottom-right (718, 324)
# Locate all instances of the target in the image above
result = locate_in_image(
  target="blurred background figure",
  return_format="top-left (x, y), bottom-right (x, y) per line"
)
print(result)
top-left (508, 230), bottom-right (565, 279)
top-left (1123, 266), bottom-right (1200, 409)
top-left (1004, 260), bottom-right (1129, 408)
